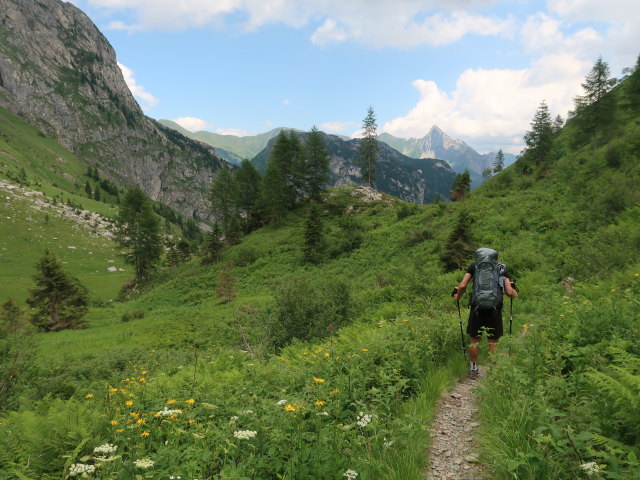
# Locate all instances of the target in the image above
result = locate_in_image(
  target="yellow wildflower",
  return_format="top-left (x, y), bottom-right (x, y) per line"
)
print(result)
top-left (138, 377), bottom-right (146, 383)
top-left (329, 388), bottom-right (340, 394)
top-left (314, 348), bottom-right (323, 354)
top-left (167, 399), bottom-right (177, 405)
top-left (522, 324), bottom-right (529, 331)
top-left (141, 431), bottom-right (150, 437)
top-left (315, 400), bottom-right (326, 406)
top-left (284, 404), bottom-right (297, 412)
top-left (402, 318), bottom-right (410, 322)
top-left (115, 429), bottom-right (124, 433)
top-left (189, 419), bottom-right (196, 424)
top-left (137, 418), bottom-right (146, 425)
top-left (361, 348), bottom-right (369, 352)
top-left (109, 387), bottom-right (118, 394)
top-left (110, 420), bottom-right (118, 426)
top-left (335, 356), bottom-right (341, 361)
top-left (634, 273), bottom-right (639, 277)
top-left (125, 400), bottom-right (134, 407)
top-left (303, 351), bottom-right (309, 355)
top-left (85, 393), bottom-right (94, 399)
top-left (185, 399), bottom-right (196, 405)
top-left (324, 352), bottom-right (331, 357)
top-left (559, 314), bottom-right (565, 318)
top-left (129, 412), bottom-right (140, 418)
top-left (312, 376), bottom-right (325, 383)
top-left (278, 356), bottom-right (288, 362)
top-left (141, 370), bottom-right (148, 375)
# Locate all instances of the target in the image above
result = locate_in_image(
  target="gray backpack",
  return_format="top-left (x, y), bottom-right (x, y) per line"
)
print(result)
top-left (470, 248), bottom-right (505, 309)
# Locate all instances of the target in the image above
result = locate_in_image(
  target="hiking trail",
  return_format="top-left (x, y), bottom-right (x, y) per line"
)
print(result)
top-left (425, 372), bottom-right (485, 480)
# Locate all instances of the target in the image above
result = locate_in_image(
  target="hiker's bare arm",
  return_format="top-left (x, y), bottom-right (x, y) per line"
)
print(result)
top-left (504, 278), bottom-right (518, 298)
top-left (453, 273), bottom-right (472, 301)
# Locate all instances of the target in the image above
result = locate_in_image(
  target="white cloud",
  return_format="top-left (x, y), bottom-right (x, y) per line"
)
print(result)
top-left (172, 117), bottom-right (212, 131)
top-left (87, 0), bottom-right (510, 47)
top-left (383, 53), bottom-right (587, 153)
top-left (282, 99), bottom-right (290, 106)
top-left (117, 62), bottom-right (158, 109)
top-left (318, 121), bottom-right (355, 134)
top-left (215, 128), bottom-right (250, 136)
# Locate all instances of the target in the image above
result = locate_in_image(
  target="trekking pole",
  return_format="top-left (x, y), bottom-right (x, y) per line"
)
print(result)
top-left (509, 281), bottom-right (519, 335)
top-left (452, 287), bottom-right (466, 359)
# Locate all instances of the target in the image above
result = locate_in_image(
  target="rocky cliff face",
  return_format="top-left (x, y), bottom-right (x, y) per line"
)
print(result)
top-left (251, 131), bottom-right (456, 204)
top-left (0, 0), bottom-right (227, 219)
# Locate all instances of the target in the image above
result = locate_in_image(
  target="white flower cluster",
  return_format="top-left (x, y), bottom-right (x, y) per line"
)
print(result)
top-left (356, 412), bottom-right (373, 427)
top-left (383, 437), bottom-right (394, 448)
top-left (93, 443), bottom-right (117, 455)
top-left (233, 430), bottom-right (257, 440)
top-left (169, 476), bottom-right (182, 479)
top-left (69, 463), bottom-right (96, 477)
top-left (580, 462), bottom-right (600, 476)
top-left (343, 469), bottom-right (358, 479)
top-left (240, 410), bottom-right (254, 415)
top-left (133, 458), bottom-right (155, 469)
top-left (158, 407), bottom-right (183, 416)
top-left (275, 399), bottom-right (288, 406)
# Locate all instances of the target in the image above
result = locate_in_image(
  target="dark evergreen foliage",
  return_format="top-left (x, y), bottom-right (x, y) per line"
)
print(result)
top-left (116, 187), bottom-right (162, 282)
top-left (234, 159), bottom-right (262, 232)
top-left (27, 250), bottom-right (88, 331)
top-left (357, 106), bottom-right (380, 188)
top-left (440, 210), bottom-right (475, 271)
top-left (304, 127), bottom-right (330, 201)
top-left (522, 100), bottom-right (554, 167)
top-left (450, 169), bottom-right (471, 201)
top-left (303, 202), bottom-right (325, 264)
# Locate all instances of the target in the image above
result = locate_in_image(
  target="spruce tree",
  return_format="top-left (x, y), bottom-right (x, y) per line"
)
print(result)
top-left (116, 187), bottom-right (162, 282)
top-left (234, 159), bottom-right (261, 232)
top-left (27, 250), bottom-right (89, 331)
top-left (210, 168), bottom-right (241, 242)
top-left (493, 149), bottom-right (505, 173)
top-left (523, 100), bottom-right (554, 166)
top-left (303, 202), bottom-right (325, 264)
top-left (450, 169), bottom-right (471, 201)
top-left (0, 299), bottom-right (23, 335)
top-left (93, 186), bottom-right (101, 201)
top-left (441, 211), bottom-right (475, 271)
top-left (357, 106), bottom-right (380, 188)
top-left (304, 126), bottom-right (330, 201)
top-left (84, 181), bottom-right (92, 197)
top-left (202, 224), bottom-right (224, 264)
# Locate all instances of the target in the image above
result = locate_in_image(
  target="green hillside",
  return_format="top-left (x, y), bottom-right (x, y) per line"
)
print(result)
top-left (0, 106), bottom-right (128, 303)
top-left (1, 73), bottom-right (639, 479)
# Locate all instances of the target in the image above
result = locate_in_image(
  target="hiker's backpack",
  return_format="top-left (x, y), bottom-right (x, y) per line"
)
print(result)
top-left (470, 248), bottom-right (505, 309)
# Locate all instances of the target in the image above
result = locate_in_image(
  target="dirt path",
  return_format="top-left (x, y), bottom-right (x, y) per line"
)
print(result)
top-left (425, 372), bottom-right (485, 480)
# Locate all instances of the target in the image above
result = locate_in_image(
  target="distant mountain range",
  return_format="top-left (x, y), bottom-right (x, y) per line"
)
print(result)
top-left (160, 121), bottom-right (515, 188)
top-left (251, 131), bottom-right (456, 204)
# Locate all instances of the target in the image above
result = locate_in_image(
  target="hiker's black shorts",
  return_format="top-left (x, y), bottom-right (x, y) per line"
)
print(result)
top-left (466, 305), bottom-right (503, 339)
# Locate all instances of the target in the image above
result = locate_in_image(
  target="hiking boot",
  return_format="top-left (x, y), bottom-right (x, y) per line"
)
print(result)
top-left (468, 369), bottom-right (479, 380)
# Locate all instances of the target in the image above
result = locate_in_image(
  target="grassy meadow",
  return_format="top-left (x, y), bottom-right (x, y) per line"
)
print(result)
top-left (0, 77), bottom-right (639, 479)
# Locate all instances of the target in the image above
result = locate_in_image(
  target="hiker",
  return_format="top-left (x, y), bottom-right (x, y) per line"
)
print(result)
top-left (452, 247), bottom-right (517, 378)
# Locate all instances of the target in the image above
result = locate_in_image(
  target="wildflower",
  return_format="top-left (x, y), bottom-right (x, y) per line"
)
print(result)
top-left (360, 348), bottom-right (369, 352)
top-left (330, 388), bottom-right (340, 394)
top-left (233, 430), bottom-right (257, 440)
top-left (136, 418), bottom-right (146, 425)
top-left (94, 455), bottom-right (119, 463)
top-left (559, 314), bottom-right (565, 318)
top-left (315, 348), bottom-right (323, 353)
top-left (324, 352), bottom-right (331, 357)
top-left (344, 469), bottom-right (358, 479)
top-left (275, 399), bottom-right (289, 406)
top-left (133, 458), bottom-right (154, 468)
top-left (157, 407), bottom-right (182, 416)
top-left (141, 370), bottom-right (148, 375)
top-left (317, 411), bottom-right (329, 416)
top-left (315, 400), bottom-right (326, 406)
top-left (357, 412), bottom-right (373, 427)
top-left (230, 416), bottom-right (239, 421)
top-left (240, 410), bottom-right (254, 415)
top-left (85, 393), bottom-right (94, 399)
top-left (303, 351), bottom-right (309, 355)
top-left (94, 443), bottom-right (118, 455)
top-left (522, 324), bottom-right (529, 331)
top-left (383, 437), bottom-right (394, 448)
top-left (108, 387), bottom-right (118, 394)
top-left (138, 377), bottom-right (146, 383)
top-left (402, 318), bottom-right (410, 322)
top-left (278, 356), bottom-right (288, 362)
top-left (284, 404), bottom-right (297, 412)
top-left (335, 356), bottom-right (341, 361)
top-left (189, 419), bottom-right (196, 424)
top-left (634, 273), bottom-right (639, 277)
top-left (580, 462), bottom-right (600, 476)
top-left (110, 420), bottom-right (118, 426)
top-left (313, 376), bottom-right (325, 383)
top-left (610, 288), bottom-right (616, 292)
top-left (140, 431), bottom-right (150, 437)
top-left (167, 399), bottom-right (177, 404)
top-left (115, 429), bottom-right (124, 433)
top-left (185, 398), bottom-right (196, 405)
top-left (129, 412), bottom-right (140, 419)
top-left (69, 463), bottom-right (96, 477)
top-left (125, 400), bottom-right (134, 407)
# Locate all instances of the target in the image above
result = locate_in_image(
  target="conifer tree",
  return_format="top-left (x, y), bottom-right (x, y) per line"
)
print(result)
top-left (0, 299), bottom-right (23, 335)
top-left (441, 211), bottom-right (475, 272)
top-left (234, 159), bottom-right (261, 232)
top-left (210, 168), bottom-right (241, 242)
top-left (523, 100), bottom-right (554, 166)
top-left (202, 224), bottom-right (224, 264)
top-left (84, 181), bottom-right (92, 197)
top-left (552, 115), bottom-right (564, 135)
top-left (93, 186), bottom-right (101, 201)
top-left (493, 149), bottom-right (505, 173)
top-left (304, 126), bottom-right (330, 201)
top-left (303, 202), bottom-right (325, 264)
top-left (27, 250), bottom-right (88, 331)
top-left (116, 187), bottom-right (162, 282)
top-left (357, 107), bottom-right (380, 188)
top-left (450, 169), bottom-right (471, 201)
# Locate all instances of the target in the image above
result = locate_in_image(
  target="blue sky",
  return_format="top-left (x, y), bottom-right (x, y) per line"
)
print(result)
top-left (70, 0), bottom-right (639, 153)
